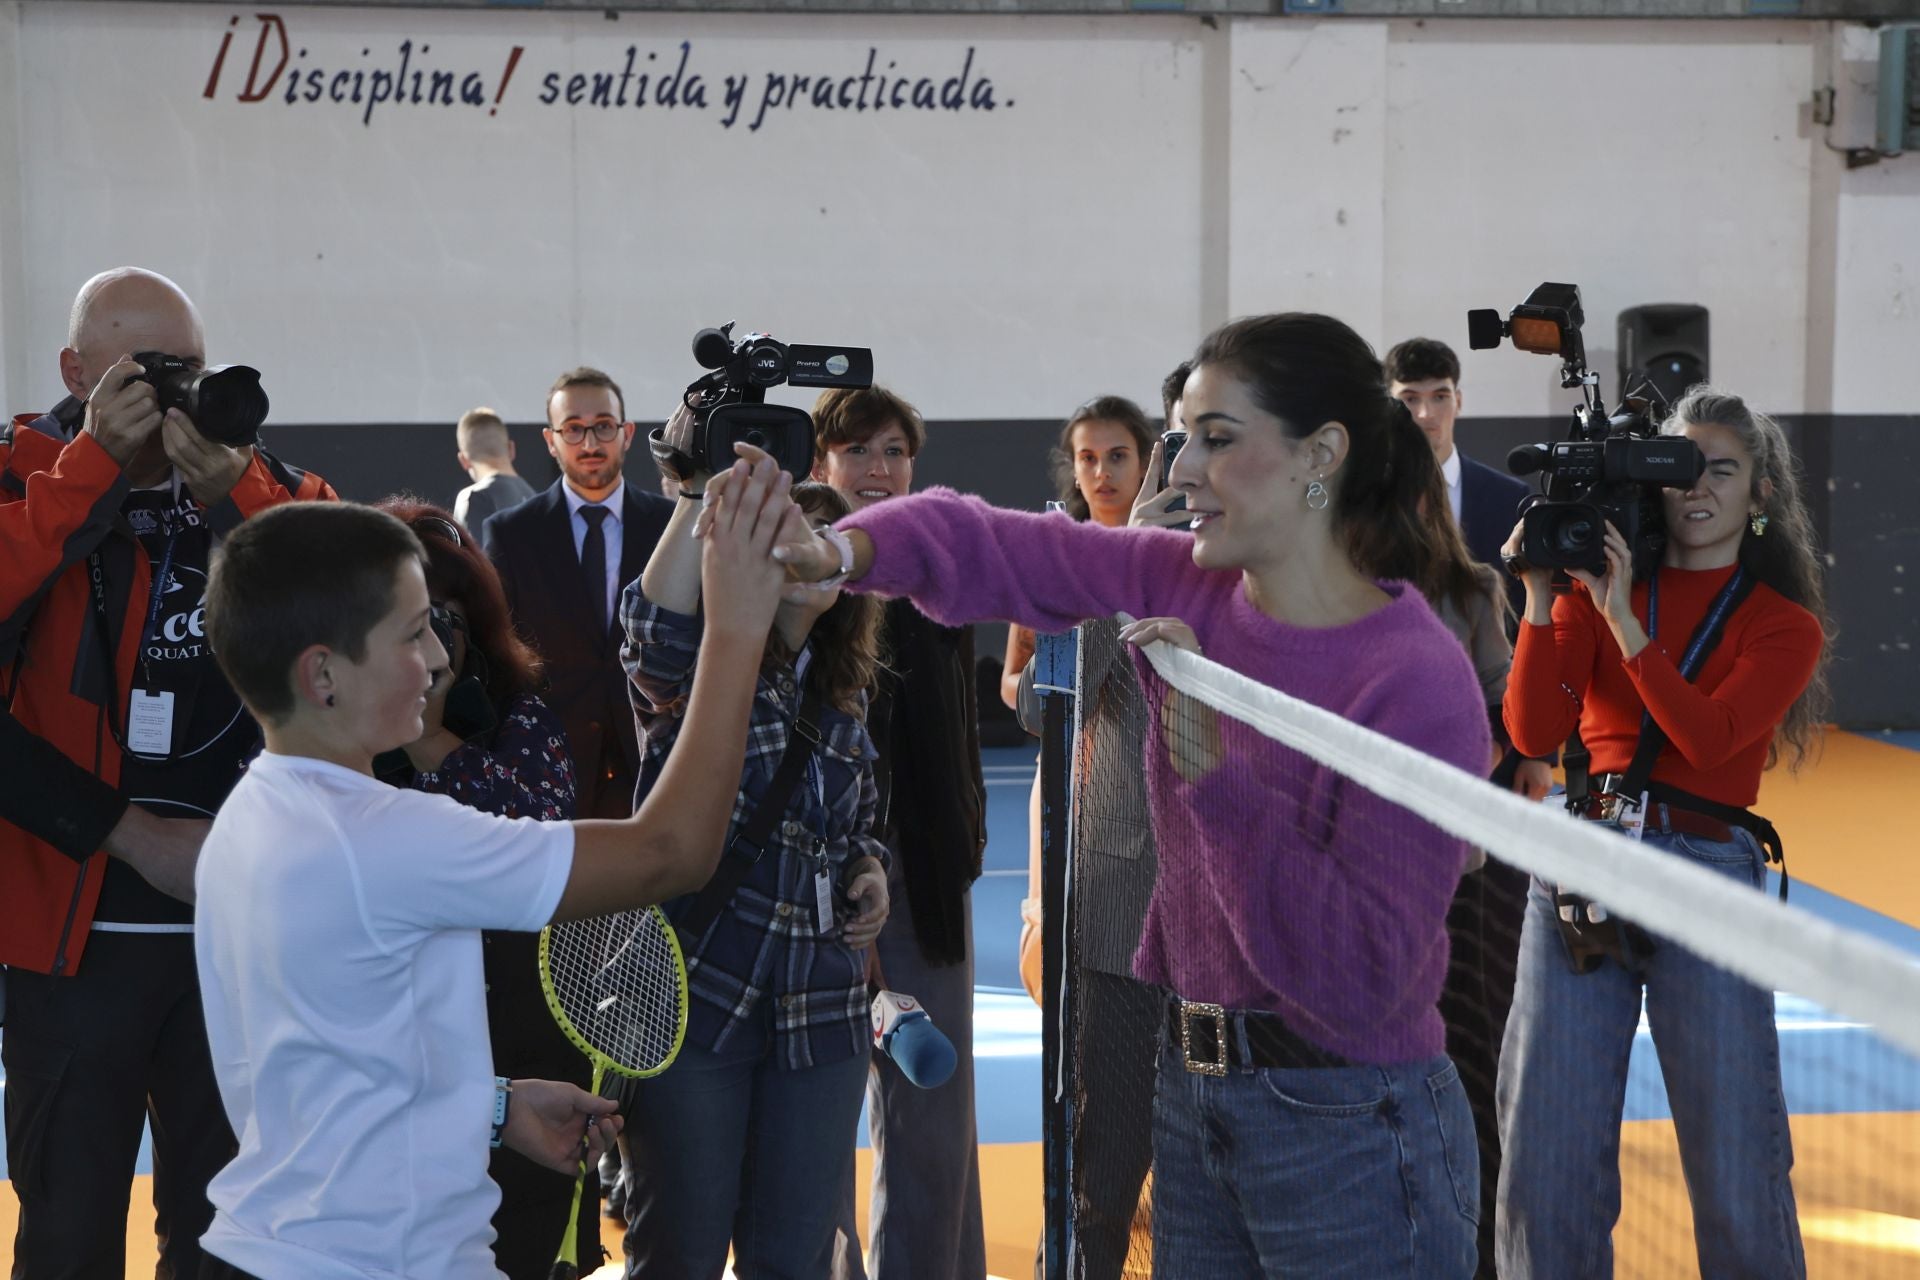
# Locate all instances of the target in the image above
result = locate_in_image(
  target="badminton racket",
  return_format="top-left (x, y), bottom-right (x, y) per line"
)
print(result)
top-left (537, 905), bottom-right (689, 1280)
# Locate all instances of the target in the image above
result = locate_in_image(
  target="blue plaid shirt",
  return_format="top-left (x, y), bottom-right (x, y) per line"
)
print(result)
top-left (621, 586), bottom-right (886, 1070)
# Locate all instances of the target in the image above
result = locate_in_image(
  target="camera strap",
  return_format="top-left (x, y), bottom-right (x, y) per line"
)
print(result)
top-left (1623, 563), bottom-right (1786, 897)
top-left (1543, 560), bottom-right (1781, 971)
top-left (1562, 565), bottom-right (1755, 811)
top-left (1613, 565), bottom-right (1756, 804)
top-left (674, 682), bottom-right (825, 949)
top-left (1553, 566), bottom-right (1775, 974)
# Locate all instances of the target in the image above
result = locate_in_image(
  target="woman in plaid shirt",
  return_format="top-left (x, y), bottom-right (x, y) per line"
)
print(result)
top-left (618, 467), bottom-right (891, 1278)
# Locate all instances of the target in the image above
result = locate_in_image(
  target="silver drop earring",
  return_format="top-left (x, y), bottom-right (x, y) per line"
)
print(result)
top-left (1306, 475), bottom-right (1330, 511)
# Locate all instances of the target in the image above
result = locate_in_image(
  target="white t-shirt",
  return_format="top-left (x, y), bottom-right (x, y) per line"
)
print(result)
top-left (194, 750), bottom-right (574, 1279)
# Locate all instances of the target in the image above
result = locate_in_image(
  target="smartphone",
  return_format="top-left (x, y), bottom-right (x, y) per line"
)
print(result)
top-left (1160, 431), bottom-right (1188, 515)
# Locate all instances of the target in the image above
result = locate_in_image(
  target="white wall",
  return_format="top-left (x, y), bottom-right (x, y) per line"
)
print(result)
top-left (0, 3), bottom-right (1914, 424)
top-left (1832, 159), bottom-right (1920, 414)
top-left (1380, 20), bottom-right (1819, 418)
top-left (0, 2), bottom-right (26, 420)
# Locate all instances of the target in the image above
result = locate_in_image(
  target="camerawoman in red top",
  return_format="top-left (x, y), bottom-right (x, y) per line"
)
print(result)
top-left (1497, 387), bottom-right (1828, 1280)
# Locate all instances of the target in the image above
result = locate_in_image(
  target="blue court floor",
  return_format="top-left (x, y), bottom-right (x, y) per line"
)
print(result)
top-left (966, 744), bottom-right (1920, 1135)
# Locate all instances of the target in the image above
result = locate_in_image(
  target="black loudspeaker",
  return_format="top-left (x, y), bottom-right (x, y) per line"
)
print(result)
top-left (1617, 304), bottom-right (1709, 412)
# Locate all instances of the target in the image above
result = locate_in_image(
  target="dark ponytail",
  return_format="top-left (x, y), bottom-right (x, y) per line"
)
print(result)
top-left (1191, 313), bottom-right (1471, 599)
top-left (1340, 399), bottom-right (1482, 613)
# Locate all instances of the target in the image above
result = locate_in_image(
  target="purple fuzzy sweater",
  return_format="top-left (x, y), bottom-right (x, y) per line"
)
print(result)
top-left (843, 489), bottom-right (1491, 1064)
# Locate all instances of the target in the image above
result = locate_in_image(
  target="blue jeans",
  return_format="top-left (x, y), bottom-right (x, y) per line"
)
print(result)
top-left (623, 1004), bottom-right (870, 1280)
top-left (832, 860), bottom-right (984, 1280)
top-left (1149, 1039), bottom-right (1479, 1278)
top-left (1496, 826), bottom-right (1806, 1279)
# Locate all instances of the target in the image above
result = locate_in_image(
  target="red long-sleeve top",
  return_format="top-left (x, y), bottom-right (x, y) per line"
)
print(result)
top-left (1504, 563), bottom-right (1822, 810)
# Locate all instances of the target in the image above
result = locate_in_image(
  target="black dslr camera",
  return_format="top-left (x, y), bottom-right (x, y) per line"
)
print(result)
top-left (650, 323), bottom-right (874, 482)
top-left (129, 351), bottom-right (269, 448)
top-left (1467, 284), bottom-right (1703, 581)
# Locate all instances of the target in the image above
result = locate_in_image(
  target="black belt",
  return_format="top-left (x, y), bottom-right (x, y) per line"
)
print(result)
top-left (1556, 775), bottom-right (1788, 976)
top-left (1167, 998), bottom-right (1355, 1074)
top-left (1585, 774), bottom-right (1786, 898)
top-left (1579, 791), bottom-right (1735, 843)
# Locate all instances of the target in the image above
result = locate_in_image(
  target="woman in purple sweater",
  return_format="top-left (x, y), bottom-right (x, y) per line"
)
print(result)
top-left (755, 313), bottom-right (1492, 1277)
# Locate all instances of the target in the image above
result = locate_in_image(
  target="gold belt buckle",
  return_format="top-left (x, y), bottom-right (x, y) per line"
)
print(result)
top-left (1180, 1001), bottom-right (1229, 1076)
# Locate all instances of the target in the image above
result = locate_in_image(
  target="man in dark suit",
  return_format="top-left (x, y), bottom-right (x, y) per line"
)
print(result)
top-left (478, 366), bottom-right (673, 1261)
top-left (1385, 337), bottom-right (1532, 580)
top-left (480, 366), bottom-right (673, 821)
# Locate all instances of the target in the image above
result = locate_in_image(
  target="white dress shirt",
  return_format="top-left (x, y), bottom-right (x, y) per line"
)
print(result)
top-left (1441, 447), bottom-right (1463, 526)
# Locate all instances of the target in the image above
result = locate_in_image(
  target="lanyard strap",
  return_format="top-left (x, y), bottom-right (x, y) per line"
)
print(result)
top-left (85, 479), bottom-right (198, 760)
top-left (1635, 566), bottom-right (1751, 737)
top-left (1616, 565), bottom-right (1756, 803)
top-left (1563, 564), bottom-right (1756, 812)
top-left (673, 683), bottom-right (826, 949)
top-left (133, 522), bottom-right (182, 684)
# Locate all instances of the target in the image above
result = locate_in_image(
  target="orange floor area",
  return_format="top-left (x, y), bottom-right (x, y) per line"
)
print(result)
top-left (10, 1118), bottom-right (1920, 1277)
top-left (0, 1145), bottom-right (1046, 1279)
top-left (1618, 1113), bottom-right (1920, 1278)
top-left (579, 1145), bottom-right (1047, 1279)
top-left (607, 1122), bottom-right (1920, 1278)
top-left (1755, 730), bottom-right (1920, 928)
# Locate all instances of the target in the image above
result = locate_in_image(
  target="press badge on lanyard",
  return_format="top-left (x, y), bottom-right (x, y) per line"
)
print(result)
top-left (127, 690), bottom-right (177, 756)
top-left (126, 479), bottom-right (185, 760)
top-left (1614, 795), bottom-right (1648, 841)
top-left (813, 848), bottom-right (837, 935)
top-left (808, 754), bottom-right (838, 934)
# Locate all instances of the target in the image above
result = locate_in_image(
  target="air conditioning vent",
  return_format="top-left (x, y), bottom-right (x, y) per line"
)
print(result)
top-left (1880, 25), bottom-right (1920, 155)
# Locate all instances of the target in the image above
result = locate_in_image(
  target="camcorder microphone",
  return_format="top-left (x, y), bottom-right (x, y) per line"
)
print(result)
top-left (1506, 443), bottom-right (1553, 477)
top-left (870, 989), bottom-right (957, 1089)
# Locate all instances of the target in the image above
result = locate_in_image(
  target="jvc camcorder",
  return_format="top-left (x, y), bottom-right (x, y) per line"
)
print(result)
top-left (650, 323), bottom-right (874, 482)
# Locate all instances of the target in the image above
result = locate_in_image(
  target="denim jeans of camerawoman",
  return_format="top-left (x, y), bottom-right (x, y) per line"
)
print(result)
top-left (1496, 825), bottom-right (1806, 1279)
top-left (1149, 1037), bottom-right (1479, 1278)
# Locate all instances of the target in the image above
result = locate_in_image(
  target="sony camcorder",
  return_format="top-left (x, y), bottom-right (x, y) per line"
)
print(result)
top-left (1467, 283), bottom-right (1703, 581)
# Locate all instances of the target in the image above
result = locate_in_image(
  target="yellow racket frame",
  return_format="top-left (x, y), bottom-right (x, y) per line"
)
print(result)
top-left (536, 904), bottom-right (690, 1277)
top-left (536, 905), bottom-right (690, 1082)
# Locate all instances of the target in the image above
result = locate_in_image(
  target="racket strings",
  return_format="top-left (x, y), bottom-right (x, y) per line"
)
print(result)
top-left (544, 908), bottom-right (685, 1075)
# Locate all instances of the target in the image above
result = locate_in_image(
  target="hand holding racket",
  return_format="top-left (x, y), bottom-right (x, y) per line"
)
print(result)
top-left (538, 905), bottom-right (690, 1280)
top-left (498, 1079), bottom-right (623, 1175)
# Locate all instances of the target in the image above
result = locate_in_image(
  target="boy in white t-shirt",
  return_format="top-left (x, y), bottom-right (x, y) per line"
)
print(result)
top-left (192, 456), bottom-right (801, 1279)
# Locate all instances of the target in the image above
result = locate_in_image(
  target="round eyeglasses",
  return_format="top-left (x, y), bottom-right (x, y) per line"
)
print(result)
top-left (552, 419), bottom-right (623, 446)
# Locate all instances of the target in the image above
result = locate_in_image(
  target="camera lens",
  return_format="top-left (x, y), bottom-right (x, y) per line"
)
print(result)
top-left (1552, 516), bottom-right (1595, 557)
top-left (183, 365), bottom-right (269, 448)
